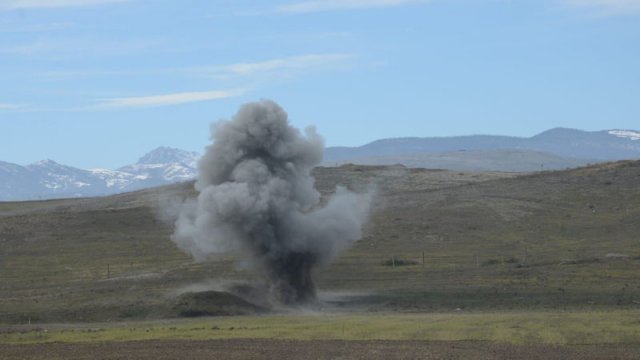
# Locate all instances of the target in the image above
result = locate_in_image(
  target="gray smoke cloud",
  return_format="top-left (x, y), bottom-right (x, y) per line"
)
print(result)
top-left (171, 100), bottom-right (371, 304)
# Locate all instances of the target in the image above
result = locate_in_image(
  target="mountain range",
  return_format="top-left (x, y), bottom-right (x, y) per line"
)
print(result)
top-left (1, 127), bottom-right (639, 201)
top-left (0, 147), bottom-right (197, 201)
top-left (323, 128), bottom-right (640, 170)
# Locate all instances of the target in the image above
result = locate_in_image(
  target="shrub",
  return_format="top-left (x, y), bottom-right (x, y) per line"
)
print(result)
top-left (381, 258), bottom-right (419, 267)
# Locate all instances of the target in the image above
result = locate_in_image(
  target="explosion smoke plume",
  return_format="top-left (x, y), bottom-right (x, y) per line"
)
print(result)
top-left (171, 100), bottom-right (371, 304)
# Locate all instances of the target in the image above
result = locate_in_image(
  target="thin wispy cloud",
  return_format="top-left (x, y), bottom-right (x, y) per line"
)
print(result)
top-left (38, 69), bottom-right (145, 81)
top-left (0, 103), bottom-right (24, 110)
top-left (0, 22), bottom-right (72, 33)
top-left (0, 38), bottom-right (169, 58)
top-left (275, 0), bottom-right (426, 14)
top-left (95, 89), bottom-right (245, 109)
top-left (191, 53), bottom-right (354, 80)
top-left (0, 41), bottom-right (54, 55)
top-left (15, 54), bottom-right (353, 110)
top-left (35, 53), bottom-right (354, 81)
top-left (0, 0), bottom-right (128, 10)
top-left (564, 0), bottom-right (640, 14)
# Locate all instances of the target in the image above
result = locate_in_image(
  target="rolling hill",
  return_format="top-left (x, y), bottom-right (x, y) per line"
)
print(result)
top-left (1, 160), bottom-right (639, 323)
top-left (324, 128), bottom-right (640, 168)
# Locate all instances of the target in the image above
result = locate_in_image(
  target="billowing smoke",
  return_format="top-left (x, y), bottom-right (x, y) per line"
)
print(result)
top-left (171, 100), bottom-right (371, 304)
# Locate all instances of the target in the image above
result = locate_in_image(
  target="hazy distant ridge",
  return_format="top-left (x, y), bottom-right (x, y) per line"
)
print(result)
top-left (323, 128), bottom-right (640, 170)
top-left (1, 128), bottom-right (640, 201)
top-left (325, 128), bottom-right (640, 162)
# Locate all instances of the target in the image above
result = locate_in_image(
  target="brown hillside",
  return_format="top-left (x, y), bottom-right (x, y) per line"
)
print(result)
top-left (1, 161), bottom-right (639, 323)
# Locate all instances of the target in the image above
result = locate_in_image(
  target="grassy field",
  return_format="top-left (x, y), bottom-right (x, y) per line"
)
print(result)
top-left (2, 310), bottom-right (640, 345)
top-left (1, 161), bottom-right (640, 329)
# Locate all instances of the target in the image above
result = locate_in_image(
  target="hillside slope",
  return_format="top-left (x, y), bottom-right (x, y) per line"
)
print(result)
top-left (1, 161), bottom-right (639, 323)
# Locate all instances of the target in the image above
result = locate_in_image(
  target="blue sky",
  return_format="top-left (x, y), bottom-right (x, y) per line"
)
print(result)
top-left (1, 0), bottom-right (639, 169)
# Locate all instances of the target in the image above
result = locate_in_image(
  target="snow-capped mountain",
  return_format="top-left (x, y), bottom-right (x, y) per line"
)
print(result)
top-left (0, 147), bottom-right (198, 201)
top-left (136, 146), bottom-right (198, 167)
top-left (2, 128), bottom-right (640, 201)
top-left (608, 130), bottom-right (640, 141)
top-left (116, 147), bottom-right (198, 188)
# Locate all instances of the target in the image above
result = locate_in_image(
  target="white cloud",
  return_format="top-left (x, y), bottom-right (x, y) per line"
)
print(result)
top-left (192, 53), bottom-right (354, 79)
top-left (6, 53), bottom-right (354, 110)
top-left (0, 0), bottom-right (128, 9)
top-left (95, 89), bottom-right (245, 109)
top-left (564, 0), bottom-right (640, 14)
top-left (0, 41), bottom-right (54, 55)
top-left (0, 38), bottom-right (167, 58)
top-left (275, 0), bottom-right (426, 14)
top-left (0, 103), bottom-right (22, 109)
top-left (225, 53), bottom-right (351, 75)
top-left (38, 69), bottom-right (139, 80)
top-left (0, 22), bottom-right (72, 33)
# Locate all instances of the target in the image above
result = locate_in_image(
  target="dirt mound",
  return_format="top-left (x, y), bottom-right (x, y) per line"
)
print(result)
top-left (172, 291), bottom-right (265, 317)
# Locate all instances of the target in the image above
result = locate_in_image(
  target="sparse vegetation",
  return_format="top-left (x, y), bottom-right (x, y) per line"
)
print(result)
top-left (2, 161), bottom-right (640, 354)
top-left (1, 311), bottom-right (640, 345)
top-left (381, 257), bottom-right (419, 267)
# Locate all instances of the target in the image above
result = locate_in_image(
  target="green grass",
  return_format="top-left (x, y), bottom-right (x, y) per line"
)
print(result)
top-left (2, 311), bottom-right (640, 345)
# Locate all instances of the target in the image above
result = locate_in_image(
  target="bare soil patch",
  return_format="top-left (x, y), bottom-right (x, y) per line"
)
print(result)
top-left (2, 339), bottom-right (639, 360)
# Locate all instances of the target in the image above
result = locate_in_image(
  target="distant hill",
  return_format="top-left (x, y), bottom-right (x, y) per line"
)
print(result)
top-left (324, 128), bottom-right (640, 168)
top-left (333, 149), bottom-right (595, 172)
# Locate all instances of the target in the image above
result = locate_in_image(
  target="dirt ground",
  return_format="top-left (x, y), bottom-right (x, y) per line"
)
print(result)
top-left (2, 339), bottom-right (638, 360)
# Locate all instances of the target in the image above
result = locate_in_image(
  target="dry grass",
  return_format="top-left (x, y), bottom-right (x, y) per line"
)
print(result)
top-left (1, 161), bottom-right (640, 325)
top-left (2, 310), bottom-right (640, 345)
